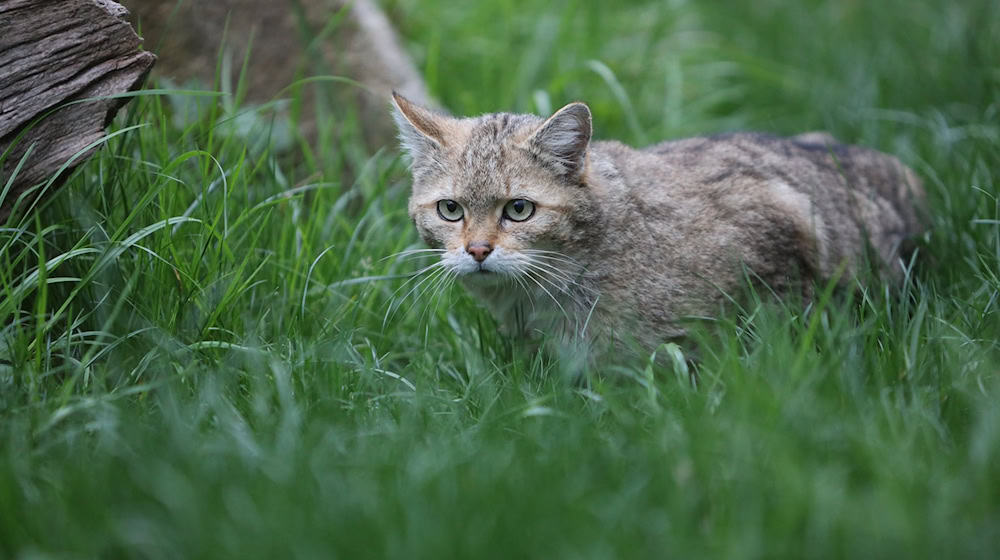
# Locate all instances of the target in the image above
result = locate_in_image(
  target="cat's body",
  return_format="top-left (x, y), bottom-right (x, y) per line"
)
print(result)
top-left (391, 94), bottom-right (925, 347)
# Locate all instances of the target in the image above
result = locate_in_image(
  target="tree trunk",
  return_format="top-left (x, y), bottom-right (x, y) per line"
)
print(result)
top-left (120, 0), bottom-right (435, 150)
top-left (0, 0), bottom-right (155, 222)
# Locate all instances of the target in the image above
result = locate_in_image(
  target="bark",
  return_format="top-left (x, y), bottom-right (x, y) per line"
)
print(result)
top-left (0, 0), bottom-right (155, 221)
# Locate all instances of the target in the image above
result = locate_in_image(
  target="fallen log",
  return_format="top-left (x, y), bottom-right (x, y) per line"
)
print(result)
top-left (0, 0), bottom-right (156, 222)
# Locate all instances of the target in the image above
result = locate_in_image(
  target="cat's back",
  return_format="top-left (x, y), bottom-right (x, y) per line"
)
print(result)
top-left (619, 131), bottom-right (921, 211)
top-left (653, 132), bottom-right (922, 245)
top-left (590, 131), bottom-right (925, 284)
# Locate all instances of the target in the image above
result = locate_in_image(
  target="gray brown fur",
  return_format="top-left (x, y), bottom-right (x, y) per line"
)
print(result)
top-left (392, 93), bottom-right (925, 346)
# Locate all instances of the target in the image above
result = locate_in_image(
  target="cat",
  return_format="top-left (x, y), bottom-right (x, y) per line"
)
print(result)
top-left (390, 92), bottom-right (925, 348)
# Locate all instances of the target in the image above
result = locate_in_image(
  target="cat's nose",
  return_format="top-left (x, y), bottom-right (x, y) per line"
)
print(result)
top-left (466, 242), bottom-right (493, 262)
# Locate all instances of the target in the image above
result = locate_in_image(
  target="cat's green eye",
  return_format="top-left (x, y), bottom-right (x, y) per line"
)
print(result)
top-left (504, 199), bottom-right (535, 222)
top-left (437, 199), bottom-right (464, 221)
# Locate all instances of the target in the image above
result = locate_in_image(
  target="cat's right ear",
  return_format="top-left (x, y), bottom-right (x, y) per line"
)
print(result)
top-left (392, 92), bottom-right (451, 164)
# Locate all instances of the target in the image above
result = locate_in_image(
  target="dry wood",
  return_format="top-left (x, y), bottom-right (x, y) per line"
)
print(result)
top-left (0, 0), bottom-right (155, 221)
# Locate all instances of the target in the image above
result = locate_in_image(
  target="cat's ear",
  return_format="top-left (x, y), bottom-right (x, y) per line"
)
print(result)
top-left (525, 102), bottom-right (592, 178)
top-left (392, 92), bottom-right (452, 164)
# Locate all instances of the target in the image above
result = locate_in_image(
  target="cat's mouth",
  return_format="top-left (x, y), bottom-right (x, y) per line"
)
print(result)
top-left (443, 247), bottom-right (522, 279)
top-left (460, 263), bottom-right (511, 285)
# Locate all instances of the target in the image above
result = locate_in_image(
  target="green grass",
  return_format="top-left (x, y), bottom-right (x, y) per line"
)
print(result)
top-left (2, 0), bottom-right (999, 557)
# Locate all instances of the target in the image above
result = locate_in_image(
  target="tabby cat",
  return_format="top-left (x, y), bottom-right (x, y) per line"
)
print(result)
top-left (391, 93), bottom-right (925, 347)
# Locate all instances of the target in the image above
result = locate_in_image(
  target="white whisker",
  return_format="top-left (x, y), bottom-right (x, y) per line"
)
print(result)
top-left (521, 251), bottom-right (580, 265)
top-left (509, 270), bottom-right (536, 312)
top-left (523, 268), bottom-right (569, 319)
top-left (381, 248), bottom-right (447, 263)
top-left (402, 266), bottom-right (448, 307)
top-left (522, 249), bottom-right (585, 267)
top-left (382, 262), bottom-right (446, 327)
top-left (425, 269), bottom-right (458, 322)
top-left (522, 260), bottom-right (576, 289)
top-left (526, 256), bottom-right (599, 297)
top-left (522, 263), bottom-right (573, 294)
top-left (389, 262), bottom-right (443, 297)
top-left (523, 258), bottom-right (598, 298)
top-left (415, 267), bottom-right (450, 324)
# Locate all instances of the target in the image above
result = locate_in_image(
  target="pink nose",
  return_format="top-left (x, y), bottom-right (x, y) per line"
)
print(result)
top-left (466, 242), bottom-right (493, 262)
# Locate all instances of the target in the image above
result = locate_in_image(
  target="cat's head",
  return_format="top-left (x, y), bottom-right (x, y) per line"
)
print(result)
top-left (391, 92), bottom-right (598, 282)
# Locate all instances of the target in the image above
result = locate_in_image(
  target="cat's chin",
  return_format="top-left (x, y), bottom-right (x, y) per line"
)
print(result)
top-left (459, 269), bottom-right (515, 287)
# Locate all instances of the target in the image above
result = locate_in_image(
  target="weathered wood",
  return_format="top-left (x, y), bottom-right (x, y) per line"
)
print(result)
top-left (0, 0), bottom-right (155, 221)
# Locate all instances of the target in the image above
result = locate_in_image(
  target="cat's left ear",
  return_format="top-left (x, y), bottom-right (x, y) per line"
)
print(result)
top-left (524, 102), bottom-right (592, 179)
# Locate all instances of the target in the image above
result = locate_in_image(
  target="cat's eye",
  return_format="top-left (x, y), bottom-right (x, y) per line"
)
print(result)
top-left (437, 199), bottom-right (464, 221)
top-left (503, 199), bottom-right (535, 222)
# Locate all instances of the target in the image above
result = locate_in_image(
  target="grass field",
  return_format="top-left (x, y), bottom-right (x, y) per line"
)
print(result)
top-left (2, 0), bottom-right (999, 557)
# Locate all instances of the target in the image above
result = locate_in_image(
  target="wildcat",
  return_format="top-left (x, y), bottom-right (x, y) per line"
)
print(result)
top-left (390, 92), bottom-right (925, 348)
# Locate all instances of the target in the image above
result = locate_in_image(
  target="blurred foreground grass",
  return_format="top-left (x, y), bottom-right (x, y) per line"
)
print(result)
top-left (1, 0), bottom-right (998, 557)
